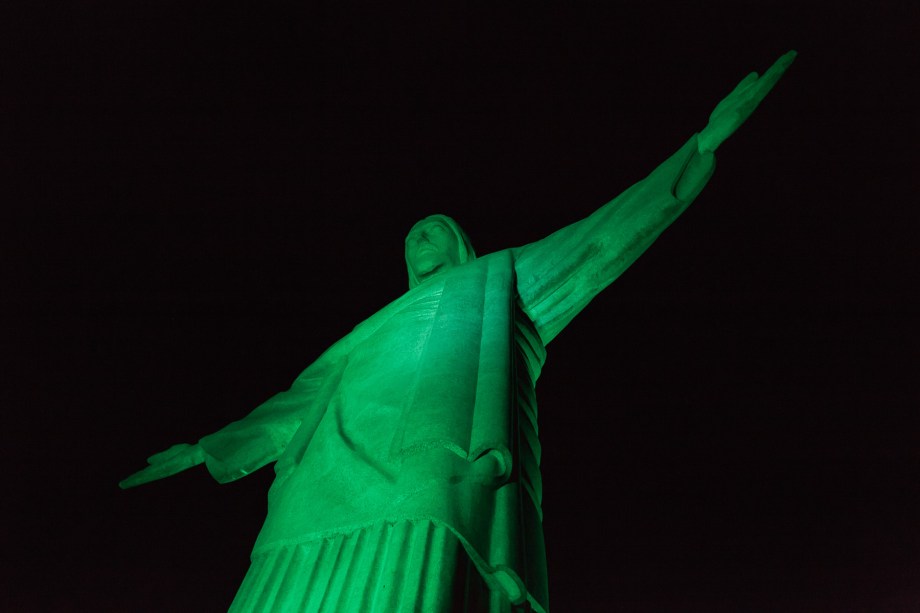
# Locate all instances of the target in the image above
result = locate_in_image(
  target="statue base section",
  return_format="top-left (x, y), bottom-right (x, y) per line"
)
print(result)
top-left (228, 518), bottom-right (528, 612)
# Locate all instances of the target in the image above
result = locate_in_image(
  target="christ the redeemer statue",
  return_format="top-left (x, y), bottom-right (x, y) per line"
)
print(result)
top-left (121, 52), bottom-right (796, 612)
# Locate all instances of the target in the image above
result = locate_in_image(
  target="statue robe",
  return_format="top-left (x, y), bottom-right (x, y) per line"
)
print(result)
top-left (198, 135), bottom-right (714, 612)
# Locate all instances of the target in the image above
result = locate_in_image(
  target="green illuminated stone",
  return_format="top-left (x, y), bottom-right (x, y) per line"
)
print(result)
top-left (121, 52), bottom-right (795, 612)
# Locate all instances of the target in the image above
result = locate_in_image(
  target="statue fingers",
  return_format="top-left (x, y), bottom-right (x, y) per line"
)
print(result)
top-left (119, 453), bottom-right (199, 489)
top-left (752, 50), bottom-right (797, 98)
top-left (709, 71), bottom-right (759, 123)
top-left (119, 465), bottom-right (162, 489)
top-left (732, 71), bottom-right (760, 95)
top-left (768, 50), bottom-right (798, 75)
top-left (146, 443), bottom-right (194, 465)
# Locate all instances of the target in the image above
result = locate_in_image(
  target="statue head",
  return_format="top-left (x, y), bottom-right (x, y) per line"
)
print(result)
top-left (405, 214), bottom-right (476, 289)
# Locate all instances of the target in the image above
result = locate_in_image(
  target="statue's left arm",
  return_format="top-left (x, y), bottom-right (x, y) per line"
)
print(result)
top-left (514, 51), bottom-right (795, 345)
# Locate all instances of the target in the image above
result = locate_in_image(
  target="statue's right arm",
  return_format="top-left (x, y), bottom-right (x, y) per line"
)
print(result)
top-left (118, 443), bottom-right (206, 489)
top-left (196, 362), bottom-right (330, 484)
top-left (120, 354), bottom-right (337, 488)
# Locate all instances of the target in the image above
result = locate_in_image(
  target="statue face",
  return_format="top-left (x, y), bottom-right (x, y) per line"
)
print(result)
top-left (405, 219), bottom-right (461, 282)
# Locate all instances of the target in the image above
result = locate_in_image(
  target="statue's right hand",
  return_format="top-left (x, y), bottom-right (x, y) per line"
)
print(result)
top-left (119, 443), bottom-right (206, 489)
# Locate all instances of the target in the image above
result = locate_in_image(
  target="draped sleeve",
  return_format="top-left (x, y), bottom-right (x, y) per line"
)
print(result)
top-left (512, 134), bottom-right (715, 345)
top-left (197, 352), bottom-right (339, 484)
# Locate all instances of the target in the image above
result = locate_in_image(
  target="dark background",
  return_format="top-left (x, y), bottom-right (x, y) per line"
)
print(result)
top-left (2, 1), bottom-right (918, 611)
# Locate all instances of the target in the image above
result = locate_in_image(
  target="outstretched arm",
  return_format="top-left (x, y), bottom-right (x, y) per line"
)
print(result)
top-left (119, 351), bottom-right (338, 488)
top-left (515, 51), bottom-right (796, 345)
top-left (119, 443), bottom-right (205, 489)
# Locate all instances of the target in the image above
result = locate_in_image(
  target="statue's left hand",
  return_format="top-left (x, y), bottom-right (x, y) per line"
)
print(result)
top-left (698, 50), bottom-right (797, 154)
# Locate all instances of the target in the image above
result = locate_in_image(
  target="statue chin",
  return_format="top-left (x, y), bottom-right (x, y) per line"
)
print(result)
top-left (413, 259), bottom-right (452, 281)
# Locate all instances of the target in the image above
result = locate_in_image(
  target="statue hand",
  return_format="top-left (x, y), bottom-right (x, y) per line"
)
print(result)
top-left (698, 50), bottom-right (797, 154)
top-left (119, 443), bottom-right (206, 489)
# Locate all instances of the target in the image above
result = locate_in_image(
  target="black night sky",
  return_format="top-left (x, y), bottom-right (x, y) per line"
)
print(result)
top-left (3, 1), bottom-right (918, 611)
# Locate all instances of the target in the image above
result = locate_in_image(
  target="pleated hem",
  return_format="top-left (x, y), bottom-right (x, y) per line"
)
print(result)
top-left (229, 519), bottom-right (529, 613)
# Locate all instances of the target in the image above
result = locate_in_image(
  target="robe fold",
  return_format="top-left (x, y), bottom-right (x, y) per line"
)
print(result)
top-left (198, 135), bottom-right (714, 612)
